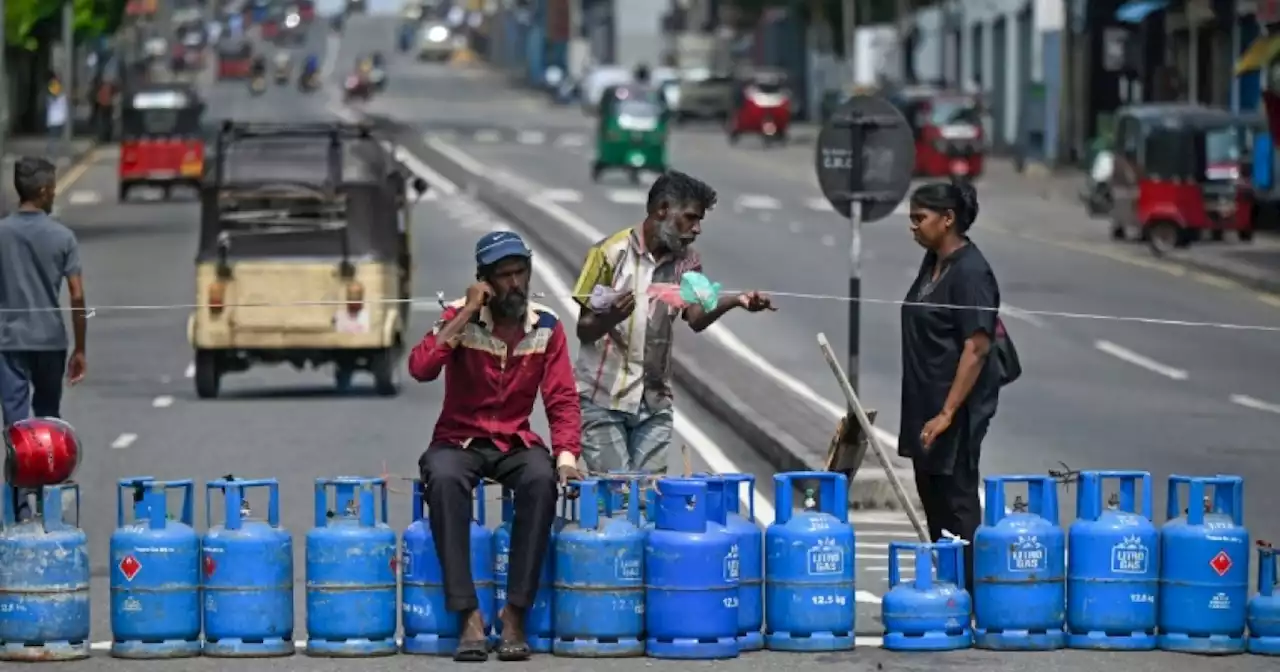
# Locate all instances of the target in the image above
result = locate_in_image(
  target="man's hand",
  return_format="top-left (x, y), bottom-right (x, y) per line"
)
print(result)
top-left (66, 350), bottom-right (86, 386)
top-left (464, 281), bottom-right (494, 311)
top-left (920, 410), bottom-right (953, 450)
top-left (605, 290), bottom-right (636, 323)
top-left (737, 291), bottom-right (776, 313)
top-left (557, 463), bottom-right (584, 498)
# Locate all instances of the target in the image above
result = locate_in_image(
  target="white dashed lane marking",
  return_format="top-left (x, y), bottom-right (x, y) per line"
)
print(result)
top-left (111, 433), bottom-right (137, 449)
top-left (1094, 340), bottom-right (1189, 380)
top-left (1230, 394), bottom-right (1280, 414)
top-left (152, 395), bottom-right (175, 408)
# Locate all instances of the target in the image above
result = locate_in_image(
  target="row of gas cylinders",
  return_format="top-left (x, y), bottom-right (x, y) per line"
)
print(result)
top-left (0, 471), bottom-right (859, 660)
top-left (881, 472), bottom-right (1279, 656)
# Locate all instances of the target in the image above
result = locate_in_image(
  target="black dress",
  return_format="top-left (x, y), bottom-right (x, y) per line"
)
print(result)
top-left (899, 241), bottom-right (1001, 563)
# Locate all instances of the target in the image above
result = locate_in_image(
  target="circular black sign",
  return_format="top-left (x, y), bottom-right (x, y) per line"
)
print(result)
top-left (814, 95), bottom-right (915, 222)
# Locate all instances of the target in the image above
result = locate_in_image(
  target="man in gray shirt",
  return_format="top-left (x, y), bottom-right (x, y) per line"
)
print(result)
top-left (0, 157), bottom-right (88, 427)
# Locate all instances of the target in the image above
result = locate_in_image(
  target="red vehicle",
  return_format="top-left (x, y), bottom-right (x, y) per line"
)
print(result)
top-left (1109, 104), bottom-right (1256, 254)
top-left (217, 38), bottom-right (253, 79)
top-left (888, 86), bottom-right (984, 179)
top-left (726, 70), bottom-right (792, 147)
top-left (118, 85), bottom-right (207, 202)
top-left (298, 0), bottom-right (315, 22)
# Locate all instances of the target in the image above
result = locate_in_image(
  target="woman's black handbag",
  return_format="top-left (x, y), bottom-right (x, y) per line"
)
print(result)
top-left (993, 317), bottom-right (1022, 387)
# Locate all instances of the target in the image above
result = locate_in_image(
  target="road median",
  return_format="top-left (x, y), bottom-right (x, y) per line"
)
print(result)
top-left (378, 117), bottom-right (920, 513)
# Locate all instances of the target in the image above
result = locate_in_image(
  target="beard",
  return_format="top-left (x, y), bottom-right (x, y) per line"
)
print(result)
top-left (657, 216), bottom-right (689, 254)
top-left (491, 288), bottom-right (528, 318)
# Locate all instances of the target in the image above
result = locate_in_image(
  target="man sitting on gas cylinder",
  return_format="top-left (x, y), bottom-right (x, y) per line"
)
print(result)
top-left (408, 231), bottom-right (583, 662)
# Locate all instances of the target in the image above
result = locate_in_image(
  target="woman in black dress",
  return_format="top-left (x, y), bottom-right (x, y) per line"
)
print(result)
top-left (899, 180), bottom-right (1001, 594)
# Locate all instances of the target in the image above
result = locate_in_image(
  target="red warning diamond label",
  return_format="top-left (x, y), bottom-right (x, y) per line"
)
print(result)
top-left (1210, 550), bottom-right (1233, 577)
top-left (119, 554), bottom-right (142, 582)
top-left (389, 556), bottom-right (398, 574)
top-left (203, 554), bottom-right (217, 578)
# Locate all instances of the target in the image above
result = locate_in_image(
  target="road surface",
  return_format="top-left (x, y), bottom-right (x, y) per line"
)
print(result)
top-left (17, 13), bottom-right (1278, 672)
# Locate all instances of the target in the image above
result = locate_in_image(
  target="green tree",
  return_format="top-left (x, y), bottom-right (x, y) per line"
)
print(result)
top-left (5, 0), bottom-right (128, 50)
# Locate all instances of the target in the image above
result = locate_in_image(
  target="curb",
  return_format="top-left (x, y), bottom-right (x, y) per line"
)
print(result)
top-left (384, 118), bottom-right (919, 512)
top-left (1165, 250), bottom-right (1280, 297)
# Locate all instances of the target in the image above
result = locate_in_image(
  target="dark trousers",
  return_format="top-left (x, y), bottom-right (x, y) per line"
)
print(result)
top-left (913, 452), bottom-right (982, 603)
top-left (419, 440), bottom-right (558, 613)
top-left (0, 351), bottom-right (66, 428)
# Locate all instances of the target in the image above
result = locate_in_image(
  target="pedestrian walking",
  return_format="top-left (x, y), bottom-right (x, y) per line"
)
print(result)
top-left (898, 179), bottom-right (1016, 599)
top-left (0, 157), bottom-right (88, 429)
top-left (46, 74), bottom-right (69, 158)
top-left (570, 170), bottom-right (775, 476)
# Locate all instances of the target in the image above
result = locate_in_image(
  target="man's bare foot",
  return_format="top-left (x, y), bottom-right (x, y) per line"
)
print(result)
top-left (460, 608), bottom-right (486, 641)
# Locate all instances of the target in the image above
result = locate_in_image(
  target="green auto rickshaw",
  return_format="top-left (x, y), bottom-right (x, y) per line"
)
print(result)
top-left (591, 84), bottom-right (669, 183)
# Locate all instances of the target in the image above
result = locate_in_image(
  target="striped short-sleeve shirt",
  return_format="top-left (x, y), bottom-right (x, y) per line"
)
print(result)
top-left (571, 227), bottom-right (701, 414)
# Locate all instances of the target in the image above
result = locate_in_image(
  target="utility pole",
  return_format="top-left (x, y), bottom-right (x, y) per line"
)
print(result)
top-left (63, 1), bottom-right (75, 145)
top-left (0, 0), bottom-right (8, 168)
top-left (896, 0), bottom-right (911, 84)
top-left (844, 0), bottom-right (857, 83)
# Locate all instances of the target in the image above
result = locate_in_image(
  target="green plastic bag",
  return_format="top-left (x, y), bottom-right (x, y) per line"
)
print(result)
top-left (679, 271), bottom-right (721, 312)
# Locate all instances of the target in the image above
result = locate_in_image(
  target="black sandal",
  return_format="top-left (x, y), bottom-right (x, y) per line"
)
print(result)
top-left (496, 640), bottom-right (531, 662)
top-left (453, 638), bottom-right (489, 662)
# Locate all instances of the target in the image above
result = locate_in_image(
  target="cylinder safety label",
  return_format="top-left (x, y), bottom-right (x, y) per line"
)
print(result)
top-left (807, 537), bottom-right (845, 576)
top-left (1009, 535), bottom-right (1047, 572)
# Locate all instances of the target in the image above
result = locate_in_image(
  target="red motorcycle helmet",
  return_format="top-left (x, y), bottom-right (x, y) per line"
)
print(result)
top-left (4, 418), bottom-right (82, 489)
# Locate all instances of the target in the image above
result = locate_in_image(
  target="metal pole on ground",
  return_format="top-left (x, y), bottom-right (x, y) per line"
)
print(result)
top-left (63, 1), bottom-right (75, 146)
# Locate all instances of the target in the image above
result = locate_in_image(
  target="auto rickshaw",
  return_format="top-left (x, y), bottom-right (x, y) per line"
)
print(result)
top-left (190, 121), bottom-right (429, 398)
top-left (217, 38), bottom-right (253, 79)
top-left (1108, 104), bottom-right (1256, 254)
top-left (887, 85), bottom-right (985, 179)
top-left (591, 84), bottom-right (668, 184)
top-left (118, 85), bottom-right (206, 202)
top-left (726, 69), bottom-right (792, 146)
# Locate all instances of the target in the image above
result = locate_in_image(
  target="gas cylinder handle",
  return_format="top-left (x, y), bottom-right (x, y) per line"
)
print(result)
top-left (1078, 471), bottom-right (1151, 521)
top-left (1166, 475), bottom-right (1244, 526)
top-left (314, 476), bottom-right (385, 528)
top-left (1257, 544), bottom-right (1277, 598)
top-left (206, 478), bottom-right (280, 530)
top-left (139, 479), bottom-right (194, 530)
top-left (772, 471), bottom-right (849, 526)
top-left (472, 483), bottom-right (485, 527)
top-left (500, 487), bottom-right (515, 525)
top-left (571, 479), bottom-right (601, 530)
top-left (410, 479), bottom-right (425, 523)
top-left (40, 483), bottom-right (78, 533)
top-left (115, 476), bottom-right (156, 528)
top-left (599, 476), bottom-right (642, 526)
top-left (982, 475), bottom-right (1058, 527)
top-left (719, 473), bottom-right (756, 523)
top-left (699, 475), bottom-right (730, 526)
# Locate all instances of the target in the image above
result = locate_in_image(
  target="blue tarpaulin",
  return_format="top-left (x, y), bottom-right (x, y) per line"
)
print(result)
top-left (1115, 0), bottom-right (1168, 24)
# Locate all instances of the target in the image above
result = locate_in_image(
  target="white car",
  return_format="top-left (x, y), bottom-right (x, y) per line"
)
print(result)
top-left (418, 22), bottom-right (453, 61)
top-left (579, 65), bottom-right (632, 115)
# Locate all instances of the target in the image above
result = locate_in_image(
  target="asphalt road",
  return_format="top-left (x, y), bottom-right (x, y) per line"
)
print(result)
top-left (11, 13), bottom-right (1278, 671)
top-left (351, 18), bottom-right (1280, 536)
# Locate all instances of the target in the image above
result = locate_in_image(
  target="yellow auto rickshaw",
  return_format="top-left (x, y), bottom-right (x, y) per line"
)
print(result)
top-left (189, 121), bottom-right (428, 398)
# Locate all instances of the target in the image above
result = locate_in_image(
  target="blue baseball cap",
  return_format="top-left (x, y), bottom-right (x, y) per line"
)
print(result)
top-left (475, 231), bottom-right (532, 267)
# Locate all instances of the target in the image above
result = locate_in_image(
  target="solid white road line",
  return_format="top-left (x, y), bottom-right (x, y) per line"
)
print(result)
top-left (538, 188), bottom-right (583, 203)
top-left (1229, 393), bottom-right (1280, 415)
top-left (736, 194), bottom-right (781, 210)
top-left (1094, 340), bottom-right (1188, 380)
top-left (110, 433), bottom-right (138, 449)
top-left (604, 189), bottom-right (647, 205)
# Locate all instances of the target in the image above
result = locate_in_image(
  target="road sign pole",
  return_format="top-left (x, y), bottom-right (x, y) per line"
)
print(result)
top-left (846, 121), bottom-right (864, 394)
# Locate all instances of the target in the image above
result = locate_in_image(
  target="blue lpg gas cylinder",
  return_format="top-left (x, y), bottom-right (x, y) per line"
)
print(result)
top-left (553, 478), bottom-right (646, 657)
top-left (493, 484), bottom-right (560, 651)
top-left (202, 478), bottom-right (294, 657)
top-left (882, 539), bottom-right (973, 651)
top-left (305, 477), bottom-right (397, 657)
top-left (110, 478), bottom-right (202, 659)
top-left (401, 481), bottom-right (494, 655)
top-left (0, 484), bottom-right (90, 661)
top-left (974, 475), bottom-right (1066, 651)
top-left (765, 472), bottom-right (855, 652)
top-left (694, 475), bottom-right (748, 647)
top-left (1248, 543), bottom-right (1280, 655)
top-left (1158, 475), bottom-right (1249, 655)
top-left (721, 474), bottom-right (763, 652)
top-left (646, 478), bottom-right (738, 659)
top-left (1067, 471), bottom-right (1159, 651)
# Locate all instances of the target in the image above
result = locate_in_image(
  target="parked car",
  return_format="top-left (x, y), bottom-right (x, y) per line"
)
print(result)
top-left (670, 67), bottom-right (734, 122)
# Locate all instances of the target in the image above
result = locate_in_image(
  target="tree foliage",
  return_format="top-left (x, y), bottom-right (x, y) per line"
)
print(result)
top-left (5, 0), bottom-right (127, 50)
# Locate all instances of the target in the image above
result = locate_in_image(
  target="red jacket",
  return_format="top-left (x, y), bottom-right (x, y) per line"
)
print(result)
top-left (408, 299), bottom-right (581, 460)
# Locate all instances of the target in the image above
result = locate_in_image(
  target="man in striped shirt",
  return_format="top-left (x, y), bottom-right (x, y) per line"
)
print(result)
top-left (570, 171), bottom-right (775, 475)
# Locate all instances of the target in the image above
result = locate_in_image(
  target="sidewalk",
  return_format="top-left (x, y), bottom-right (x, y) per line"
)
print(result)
top-left (1, 136), bottom-right (100, 212)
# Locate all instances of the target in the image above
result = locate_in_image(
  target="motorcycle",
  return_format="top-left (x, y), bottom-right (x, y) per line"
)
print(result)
top-left (275, 64), bottom-right (292, 84)
top-left (368, 67), bottom-right (387, 92)
top-left (250, 75), bottom-right (267, 95)
top-left (299, 70), bottom-right (320, 92)
top-left (343, 74), bottom-right (371, 102)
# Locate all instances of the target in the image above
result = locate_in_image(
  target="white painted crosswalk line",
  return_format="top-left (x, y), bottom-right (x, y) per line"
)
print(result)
top-left (605, 189), bottom-right (648, 205)
top-left (474, 129), bottom-right (502, 143)
top-left (736, 194), bottom-right (781, 210)
top-left (68, 190), bottom-right (101, 205)
top-left (555, 133), bottom-right (586, 147)
top-left (806, 197), bottom-right (831, 212)
top-left (517, 130), bottom-right (546, 145)
top-left (538, 188), bottom-right (583, 203)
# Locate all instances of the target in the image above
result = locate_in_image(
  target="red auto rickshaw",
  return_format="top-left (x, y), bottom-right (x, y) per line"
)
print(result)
top-left (217, 38), bottom-right (253, 79)
top-left (726, 69), bottom-right (792, 147)
top-left (118, 85), bottom-right (206, 202)
top-left (888, 85), bottom-right (984, 178)
top-left (1108, 104), bottom-right (1256, 254)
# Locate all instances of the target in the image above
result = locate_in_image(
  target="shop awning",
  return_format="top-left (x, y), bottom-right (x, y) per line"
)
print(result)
top-left (1115, 0), bottom-right (1169, 24)
top-left (1236, 34), bottom-right (1280, 76)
